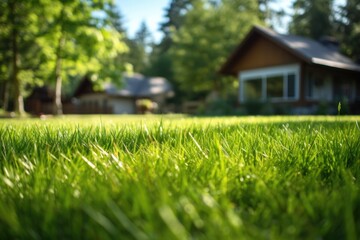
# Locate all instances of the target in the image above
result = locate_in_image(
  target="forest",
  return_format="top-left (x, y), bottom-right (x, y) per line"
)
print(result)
top-left (0, 0), bottom-right (359, 116)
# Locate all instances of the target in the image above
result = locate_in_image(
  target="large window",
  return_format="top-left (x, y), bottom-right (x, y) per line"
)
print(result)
top-left (240, 65), bottom-right (299, 102)
top-left (287, 74), bottom-right (296, 98)
top-left (305, 71), bottom-right (333, 101)
top-left (267, 75), bottom-right (283, 98)
top-left (244, 78), bottom-right (262, 100)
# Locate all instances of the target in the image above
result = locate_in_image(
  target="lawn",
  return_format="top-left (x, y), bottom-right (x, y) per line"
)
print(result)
top-left (0, 115), bottom-right (360, 239)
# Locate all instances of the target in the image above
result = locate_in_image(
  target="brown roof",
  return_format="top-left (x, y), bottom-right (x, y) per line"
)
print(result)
top-left (220, 26), bottom-right (360, 74)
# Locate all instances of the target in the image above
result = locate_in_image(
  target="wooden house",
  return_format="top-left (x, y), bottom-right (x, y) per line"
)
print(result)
top-left (220, 26), bottom-right (360, 114)
top-left (73, 73), bottom-right (174, 114)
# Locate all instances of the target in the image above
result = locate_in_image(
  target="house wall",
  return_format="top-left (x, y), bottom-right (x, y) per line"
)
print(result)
top-left (109, 98), bottom-right (135, 114)
top-left (304, 65), bottom-right (360, 101)
top-left (78, 94), bottom-right (138, 114)
top-left (300, 65), bottom-right (360, 114)
top-left (232, 37), bottom-right (300, 72)
top-left (77, 94), bottom-right (113, 114)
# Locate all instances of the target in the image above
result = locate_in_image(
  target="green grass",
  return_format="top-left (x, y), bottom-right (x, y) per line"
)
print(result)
top-left (0, 115), bottom-right (360, 239)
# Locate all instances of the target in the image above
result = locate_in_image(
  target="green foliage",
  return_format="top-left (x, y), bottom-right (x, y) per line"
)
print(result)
top-left (121, 21), bottom-right (153, 73)
top-left (199, 98), bottom-right (234, 115)
top-left (160, 0), bottom-right (192, 38)
top-left (44, 1), bottom-right (127, 80)
top-left (145, 50), bottom-right (174, 79)
top-left (257, 0), bottom-right (286, 28)
top-left (170, 0), bottom-right (262, 96)
top-left (0, 116), bottom-right (360, 239)
top-left (0, 0), bottom-right (128, 115)
top-left (338, 0), bottom-right (360, 62)
top-left (37, 0), bottom-right (128, 114)
top-left (105, 2), bottom-right (127, 34)
top-left (0, 0), bottom-right (52, 114)
top-left (289, 0), bottom-right (335, 39)
top-left (144, 0), bottom-right (192, 103)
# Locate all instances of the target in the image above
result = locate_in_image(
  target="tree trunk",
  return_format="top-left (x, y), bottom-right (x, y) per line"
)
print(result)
top-left (10, 0), bottom-right (25, 116)
top-left (3, 81), bottom-right (9, 111)
top-left (53, 34), bottom-right (65, 115)
top-left (53, 5), bottom-right (66, 116)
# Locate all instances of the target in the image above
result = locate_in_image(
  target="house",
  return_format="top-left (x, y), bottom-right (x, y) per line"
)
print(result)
top-left (25, 86), bottom-right (76, 115)
top-left (25, 86), bottom-right (54, 114)
top-left (73, 73), bottom-right (174, 114)
top-left (220, 25), bottom-right (360, 114)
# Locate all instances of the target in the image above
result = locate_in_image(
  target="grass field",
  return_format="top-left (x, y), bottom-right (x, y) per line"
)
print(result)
top-left (0, 115), bottom-right (360, 239)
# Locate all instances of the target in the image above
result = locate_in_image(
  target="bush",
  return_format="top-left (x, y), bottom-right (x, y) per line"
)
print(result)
top-left (202, 99), bottom-right (234, 115)
top-left (243, 100), bottom-right (264, 115)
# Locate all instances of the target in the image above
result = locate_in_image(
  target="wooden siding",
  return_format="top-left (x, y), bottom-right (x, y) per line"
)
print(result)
top-left (232, 37), bottom-right (300, 72)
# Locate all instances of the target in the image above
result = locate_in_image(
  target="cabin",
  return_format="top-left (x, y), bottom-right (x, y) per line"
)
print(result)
top-left (73, 73), bottom-right (174, 114)
top-left (220, 25), bottom-right (360, 114)
top-left (25, 86), bottom-right (76, 115)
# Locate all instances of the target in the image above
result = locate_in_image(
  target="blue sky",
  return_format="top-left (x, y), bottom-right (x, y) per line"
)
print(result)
top-left (116, 0), bottom-right (170, 42)
top-left (116, 0), bottom-right (345, 43)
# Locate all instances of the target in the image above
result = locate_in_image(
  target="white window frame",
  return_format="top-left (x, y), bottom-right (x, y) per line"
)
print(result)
top-left (239, 64), bottom-right (300, 102)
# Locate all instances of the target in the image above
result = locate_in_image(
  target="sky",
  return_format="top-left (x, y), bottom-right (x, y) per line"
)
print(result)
top-left (116, 0), bottom-right (170, 42)
top-left (116, 0), bottom-right (345, 43)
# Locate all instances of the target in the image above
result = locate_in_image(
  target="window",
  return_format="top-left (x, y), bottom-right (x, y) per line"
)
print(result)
top-left (305, 71), bottom-right (333, 101)
top-left (287, 74), bottom-right (296, 98)
top-left (244, 78), bottom-right (262, 100)
top-left (267, 75), bottom-right (283, 98)
top-left (240, 64), bottom-right (299, 102)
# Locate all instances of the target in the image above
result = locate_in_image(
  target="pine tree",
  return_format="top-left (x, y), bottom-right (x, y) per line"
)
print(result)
top-left (159, 0), bottom-right (192, 52)
top-left (125, 21), bottom-right (153, 73)
top-left (338, 0), bottom-right (360, 62)
top-left (289, 0), bottom-right (335, 39)
top-left (257, 0), bottom-right (286, 29)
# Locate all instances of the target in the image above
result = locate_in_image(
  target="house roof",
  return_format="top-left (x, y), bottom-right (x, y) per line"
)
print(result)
top-left (104, 73), bottom-right (174, 98)
top-left (220, 25), bottom-right (360, 74)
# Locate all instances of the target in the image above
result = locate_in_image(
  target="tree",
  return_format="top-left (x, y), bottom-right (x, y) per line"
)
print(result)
top-left (46, 0), bottom-right (127, 115)
top-left (124, 21), bottom-right (153, 73)
top-left (289, 0), bottom-right (335, 39)
top-left (144, 0), bottom-right (193, 103)
top-left (257, 0), bottom-right (286, 29)
top-left (0, 0), bottom-right (48, 115)
top-left (338, 0), bottom-right (360, 62)
top-left (0, 1), bottom-right (11, 111)
top-left (105, 2), bottom-right (127, 34)
top-left (146, 0), bottom-right (192, 76)
top-left (170, 0), bottom-right (262, 99)
top-left (0, 0), bottom-right (128, 115)
top-left (159, 0), bottom-right (193, 52)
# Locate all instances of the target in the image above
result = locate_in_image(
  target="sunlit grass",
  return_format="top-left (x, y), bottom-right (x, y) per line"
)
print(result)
top-left (0, 115), bottom-right (360, 239)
